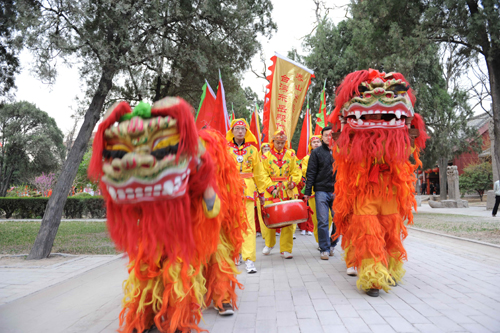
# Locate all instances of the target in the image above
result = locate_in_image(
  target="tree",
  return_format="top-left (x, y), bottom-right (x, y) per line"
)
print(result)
top-left (73, 148), bottom-right (98, 193)
top-left (349, 0), bottom-right (500, 192)
top-left (17, 0), bottom-right (275, 259)
top-left (421, 0), bottom-right (500, 180)
top-left (0, 0), bottom-right (23, 96)
top-left (347, 0), bottom-right (484, 200)
top-left (460, 162), bottom-right (493, 201)
top-left (0, 101), bottom-right (65, 196)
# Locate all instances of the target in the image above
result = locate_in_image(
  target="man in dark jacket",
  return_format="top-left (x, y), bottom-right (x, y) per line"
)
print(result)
top-left (304, 126), bottom-right (338, 260)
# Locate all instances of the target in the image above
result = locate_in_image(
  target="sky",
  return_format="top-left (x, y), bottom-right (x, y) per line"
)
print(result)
top-left (12, 0), bottom-right (350, 136)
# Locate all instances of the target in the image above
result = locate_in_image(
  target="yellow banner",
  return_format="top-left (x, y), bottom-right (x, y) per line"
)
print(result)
top-left (269, 53), bottom-right (314, 140)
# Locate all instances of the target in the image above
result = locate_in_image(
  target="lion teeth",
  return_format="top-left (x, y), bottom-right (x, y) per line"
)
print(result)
top-left (368, 110), bottom-right (373, 114)
top-left (117, 189), bottom-right (126, 199)
top-left (357, 119), bottom-right (363, 125)
top-left (108, 187), bottom-right (117, 200)
top-left (374, 110), bottom-right (381, 114)
top-left (355, 111), bottom-right (361, 119)
top-left (395, 110), bottom-right (401, 119)
top-left (163, 180), bottom-right (174, 195)
top-left (389, 119), bottom-right (396, 125)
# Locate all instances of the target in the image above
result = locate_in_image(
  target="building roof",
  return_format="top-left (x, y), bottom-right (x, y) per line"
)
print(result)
top-left (467, 112), bottom-right (491, 134)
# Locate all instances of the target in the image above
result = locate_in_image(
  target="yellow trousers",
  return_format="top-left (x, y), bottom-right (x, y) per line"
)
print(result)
top-left (242, 200), bottom-right (257, 262)
top-left (256, 200), bottom-right (266, 237)
top-left (261, 221), bottom-right (294, 253)
top-left (309, 197), bottom-right (332, 243)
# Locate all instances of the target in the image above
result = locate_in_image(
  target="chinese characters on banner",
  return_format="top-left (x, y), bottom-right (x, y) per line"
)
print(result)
top-left (263, 53), bottom-right (314, 142)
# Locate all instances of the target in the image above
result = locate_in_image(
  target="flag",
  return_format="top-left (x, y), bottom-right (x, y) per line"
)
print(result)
top-left (230, 103), bottom-right (235, 122)
top-left (213, 70), bottom-right (230, 134)
top-left (195, 80), bottom-right (217, 131)
top-left (297, 96), bottom-right (312, 160)
top-left (314, 79), bottom-right (327, 135)
top-left (262, 52), bottom-right (315, 142)
top-left (249, 104), bottom-right (262, 150)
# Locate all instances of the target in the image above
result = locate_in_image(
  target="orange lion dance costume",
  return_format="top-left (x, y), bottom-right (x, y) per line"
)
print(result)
top-left (328, 69), bottom-right (427, 296)
top-left (89, 97), bottom-right (247, 332)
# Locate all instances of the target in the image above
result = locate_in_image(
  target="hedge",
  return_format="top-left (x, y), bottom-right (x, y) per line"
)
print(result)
top-left (0, 197), bottom-right (106, 219)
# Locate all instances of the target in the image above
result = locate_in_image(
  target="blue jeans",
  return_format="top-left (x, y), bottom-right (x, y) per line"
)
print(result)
top-left (315, 191), bottom-right (339, 252)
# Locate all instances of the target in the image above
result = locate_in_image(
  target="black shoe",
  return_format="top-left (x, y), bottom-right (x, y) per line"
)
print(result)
top-left (366, 289), bottom-right (379, 297)
top-left (216, 302), bottom-right (234, 316)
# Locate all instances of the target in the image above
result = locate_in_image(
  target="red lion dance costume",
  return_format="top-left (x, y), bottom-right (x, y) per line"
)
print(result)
top-left (329, 69), bottom-right (427, 296)
top-left (89, 97), bottom-right (247, 332)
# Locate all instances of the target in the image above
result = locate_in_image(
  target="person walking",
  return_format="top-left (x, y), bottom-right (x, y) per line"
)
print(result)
top-left (303, 126), bottom-right (338, 260)
top-left (260, 130), bottom-right (302, 259)
top-left (226, 119), bottom-right (272, 274)
top-left (492, 179), bottom-right (500, 217)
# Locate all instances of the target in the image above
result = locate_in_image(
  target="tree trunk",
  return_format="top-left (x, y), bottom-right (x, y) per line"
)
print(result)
top-left (438, 157), bottom-right (448, 201)
top-left (27, 66), bottom-right (115, 260)
top-left (488, 57), bottom-right (500, 185)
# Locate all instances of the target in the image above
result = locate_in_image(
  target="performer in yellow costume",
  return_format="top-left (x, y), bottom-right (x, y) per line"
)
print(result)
top-left (227, 119), bottom-right (272, 273)
top-left (261, 130), bottom-right (302, 259)
top-left (300, 135), bottom-right (332, 242)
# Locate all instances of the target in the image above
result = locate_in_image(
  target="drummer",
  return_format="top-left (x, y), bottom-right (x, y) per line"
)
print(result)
top-left (261, 130), bottom-right (302, 259)
top-left (226, 119), bottom-right (272, 274)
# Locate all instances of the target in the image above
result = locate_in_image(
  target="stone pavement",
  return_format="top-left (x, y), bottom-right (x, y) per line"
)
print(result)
top-left (0, 254), bottom-right (122, 306)
top-left (1, 230), bottom-right (500, 333)
top-left (417, 203), bottom-right (494, 218)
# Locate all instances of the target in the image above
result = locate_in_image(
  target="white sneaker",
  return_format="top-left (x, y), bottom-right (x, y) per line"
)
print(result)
top-left (293, 234), bottom-right (297, 239)
top-left (256, 232), bottom-right (262, 237)
top-left (347, 267), bottom-right (357, 276)
top-left (329, 247), bottom-right (335, 256)
top-left (245, 260), bottom-right (257, 274)
top-left (301, 230), bottom-right (306, 235)
top-left (262, 246), bottom-right (273, 255)
top-left (276, 232), bottom-right (280, 236)
top-left (235, 253), bottom-right (242, 266)
top-left (281, 251), bottom-right (293, 259)
top-left (307, 231), bottom-right (314, 236)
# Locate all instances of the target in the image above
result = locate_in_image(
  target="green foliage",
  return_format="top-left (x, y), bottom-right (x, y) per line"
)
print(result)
top-left (0, 197), bottom-right (106, 219)
top-left (0, 0), bottom-right (24, 96)
top-left (73, 148), bottom-right (98, 192)
top-left (0, 101), bottom-right (65, 196)
top-left (459, 162), bottom-right (493, 201)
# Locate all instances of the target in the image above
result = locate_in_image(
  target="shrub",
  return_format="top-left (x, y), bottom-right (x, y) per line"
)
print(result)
top-left (0, 197), bottom-right (106, 219)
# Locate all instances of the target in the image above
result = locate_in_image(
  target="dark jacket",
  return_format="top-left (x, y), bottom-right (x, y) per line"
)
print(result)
top-left (304, 141), bottom-right (336, 195)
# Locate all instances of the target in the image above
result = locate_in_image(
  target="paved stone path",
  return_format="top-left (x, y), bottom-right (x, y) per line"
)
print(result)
top-left (417, 203), bottom-right (493, 218)
top-left (1, 229), bottom-right (499, 333)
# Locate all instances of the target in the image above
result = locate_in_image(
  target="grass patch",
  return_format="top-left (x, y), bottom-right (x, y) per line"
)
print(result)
top-left (0, 221), bottom-right (120, 255)
top-left (411, 213), bottom-right (500, 244)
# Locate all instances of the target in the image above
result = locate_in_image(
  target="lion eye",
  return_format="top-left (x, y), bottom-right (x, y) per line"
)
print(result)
top-left (103, 150), bottom-right (128, 159)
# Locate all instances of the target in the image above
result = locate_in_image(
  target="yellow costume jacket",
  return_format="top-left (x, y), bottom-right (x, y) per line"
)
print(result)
top-left (262, 147), bottom-right (302, 202)
top-left (227, 140), bottom-right (272, 200)
top-left (300, 154), bottom-right (315, 197)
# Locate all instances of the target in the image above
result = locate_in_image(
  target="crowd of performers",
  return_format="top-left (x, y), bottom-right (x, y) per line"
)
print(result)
top-left (89, 68), bottom-right (426, 332)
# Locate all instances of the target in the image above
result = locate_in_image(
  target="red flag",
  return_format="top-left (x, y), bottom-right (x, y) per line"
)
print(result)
top-left (297, 107), bottom-right (312, 160)
top-left (249, 105), bottom-right (262, 150)
top-left (195, 81), bottom-right (216, 131)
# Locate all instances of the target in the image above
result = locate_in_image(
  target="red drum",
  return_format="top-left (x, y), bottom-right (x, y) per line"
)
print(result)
top-left (263, 199), bottom-right (309, 229)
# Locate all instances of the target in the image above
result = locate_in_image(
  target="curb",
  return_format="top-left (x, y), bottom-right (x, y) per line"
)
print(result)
top-left (409, 227), bottom-right (500, 249)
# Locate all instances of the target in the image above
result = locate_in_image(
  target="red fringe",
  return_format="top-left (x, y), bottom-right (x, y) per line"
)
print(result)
top-left (90, 97), bottom-right (247, 333)
top-left (262, 55), bottom-right (277, 143)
